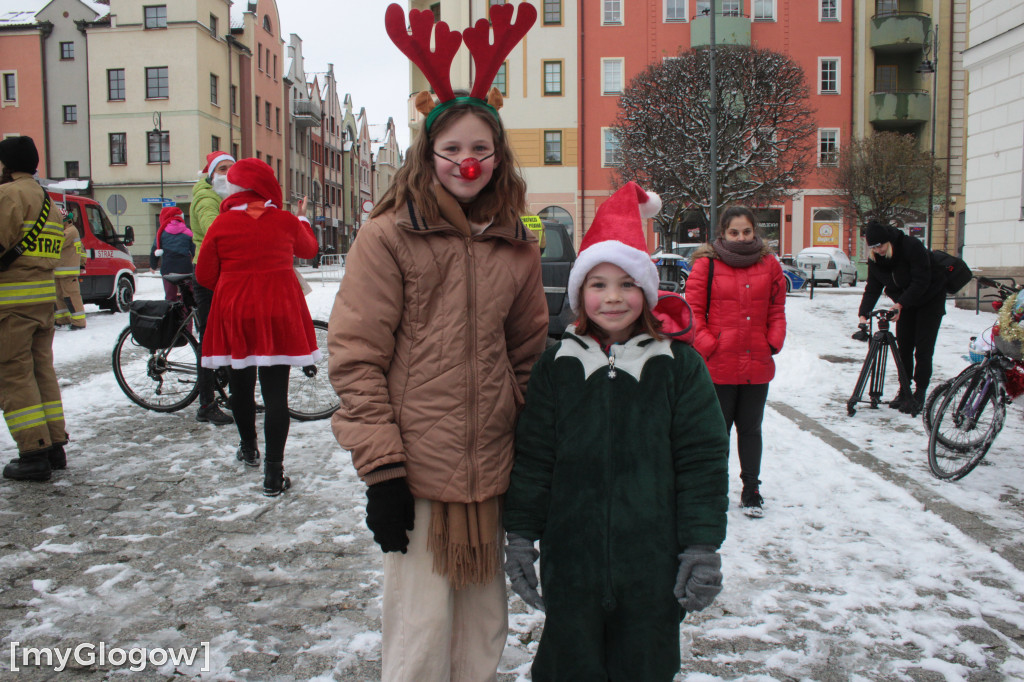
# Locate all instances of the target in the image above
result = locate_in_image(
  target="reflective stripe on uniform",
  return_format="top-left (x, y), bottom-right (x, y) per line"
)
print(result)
top-left (0, 280), bottom-right (57, 305)
top-left (75, 241), bottom-right (85, 255)
top-left (18, 219), bottom-right (65, 260)
top-left (42, 400), bottom-right (64, 423)
top-left (4, 404), bottom-right (47, 433)
top-left (69, 311), bottom-right (85, 321)
top-left (54, 267), bottom-right (80, 277)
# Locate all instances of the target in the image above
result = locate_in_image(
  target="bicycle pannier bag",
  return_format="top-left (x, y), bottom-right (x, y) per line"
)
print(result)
top-left (931, 250), bottom-right (972, 293)
top-left (129, 299), bottom-right (186, 350)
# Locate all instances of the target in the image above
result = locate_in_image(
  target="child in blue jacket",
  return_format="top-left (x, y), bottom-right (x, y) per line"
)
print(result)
top-left (503, 182), bottom-right (730, 681)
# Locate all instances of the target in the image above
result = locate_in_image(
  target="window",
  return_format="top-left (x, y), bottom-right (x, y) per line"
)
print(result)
top-left (821, 0), bottom-right (839, 20)
top-left (665, 0), bottom-right (686, 22)
top-left (209, 13), bottom-right (218, 37)
top-left (818, 129), bottom-right (838, 166)
top-left (273, 55), bottom-right (277, 79)
top-left (602, 128), bottom-right (621, 167)
top-left (697, 0), bottom-right (710, 15)
top-left (60, 42), bottom-right (74, 60)
top-left (875, 65), bottom-right (897, 92)
top-left (210, 74), bottom-right (218, 105)
top-left (275, 107), bottom-right (281, 132)
top-left (875, 0), bottom-right (895, 16)
top-left (754, 0), bottom-right (775, 20)
top-left (265, 101), bottom-right (271, 129)
top-left (258, 43), bottom-right (263, 71)
top-left (429, 3), bottom-right (440, 21)
top-left (602, 0), bottom-right (622, 25)
top-left (231, 142), bottom-right (239, 159)
top-left (544, 131), bottom-right (562, 165)
top-left (109, 133), bottom-right (127, 165)
top-left (494, 62), bottom-right (508, 96)
top-left (255, 95), bottom-right (261, 123)
top-left (256, 150), bottom-right (262, 161)
top-left (602, 59), bottom-right (623, 95)
top-left (148, 130), bottom-right (169, 164)
top-left (820, 58), bottom-right (839, 94)
top-left (64, 161), bottom-right (79, 178)
top-left (62, 105), bottom-right (77, 123)
top-left (2, 73), bottom-right (15, 102)
top-left (144, 5), bottom-right (167, 29)
top-left (145, 67), bottom-right (168, 99)
top-left (543, 0), bottom-right (561, 24)
top-left (230, 85), bottom-right (237, 115)
top-left (212, 135), bottom-right (220, 153)
top-left (263, 14), bottom-right (272, 33)
top-left (722, 0), bottom-right (741, 16)
top-left (543, 60), bottom-right (563, 96)
top-left (107, 69), bottom-right (125, 100)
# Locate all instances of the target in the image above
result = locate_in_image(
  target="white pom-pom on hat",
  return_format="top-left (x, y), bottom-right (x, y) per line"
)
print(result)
top-left (639, 191), bottom-right (662, 220)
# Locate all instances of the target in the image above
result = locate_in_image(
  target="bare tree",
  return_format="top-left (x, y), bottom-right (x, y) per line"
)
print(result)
top-left (824, 131), bottom-right (945, 228)
top-left (613, 46), bottom-right (816, 242)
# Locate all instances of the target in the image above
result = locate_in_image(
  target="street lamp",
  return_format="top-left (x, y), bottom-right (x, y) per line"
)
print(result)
top-left (150, 111), bottom-right (166, 202)
top-left (915, 26), bottom-right (939, 249)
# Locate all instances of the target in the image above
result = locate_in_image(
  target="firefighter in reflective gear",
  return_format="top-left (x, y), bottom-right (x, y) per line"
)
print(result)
top-left (0, 136), bottom-right (68, 482)
top-left (54, 212), bottom-right (88, 329)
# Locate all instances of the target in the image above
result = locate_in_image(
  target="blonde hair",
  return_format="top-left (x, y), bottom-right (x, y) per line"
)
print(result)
top-left (867, 242), bottom-right (893, 261)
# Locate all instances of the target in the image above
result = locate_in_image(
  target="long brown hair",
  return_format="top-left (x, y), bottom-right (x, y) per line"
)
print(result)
top-left (718, 205), bottom-right (762, 237)
top-left (574, 299), bottom-right (664, 342)
top-left (371, 100), bottom-right (527, 227)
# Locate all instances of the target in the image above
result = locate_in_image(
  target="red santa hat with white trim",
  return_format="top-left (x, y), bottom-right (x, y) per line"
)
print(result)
top-left (568, 181), bottom-right (662, 313)
top-left (199, 151), bottom-right (235, 177)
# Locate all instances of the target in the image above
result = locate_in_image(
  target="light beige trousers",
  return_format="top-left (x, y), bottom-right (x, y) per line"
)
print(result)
top-left (381, 497), bottom-right (508, 682)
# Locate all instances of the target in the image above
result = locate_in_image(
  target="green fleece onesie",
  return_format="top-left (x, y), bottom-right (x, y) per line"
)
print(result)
top-left (505, 329), bottom-right (729, 681)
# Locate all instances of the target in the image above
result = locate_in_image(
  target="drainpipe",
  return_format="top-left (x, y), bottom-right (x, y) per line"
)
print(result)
top-left (226, 33), bottom-right (234, 154)
top-left (578, 0), bottom-right (585, 243)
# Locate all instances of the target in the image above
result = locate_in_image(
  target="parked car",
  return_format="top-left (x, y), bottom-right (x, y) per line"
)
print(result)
top-left (794, 247), bottom-right (858, 287)
top-left (652, 243), bottom-right (701, 284)
top-left (538, 219), bottom-right (576, 343)
top-left (780, 262), bottom-right (809, 293)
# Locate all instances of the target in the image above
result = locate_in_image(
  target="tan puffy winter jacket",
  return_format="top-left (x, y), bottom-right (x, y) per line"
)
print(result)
top-left (328, 187), bottom-right (548, 503)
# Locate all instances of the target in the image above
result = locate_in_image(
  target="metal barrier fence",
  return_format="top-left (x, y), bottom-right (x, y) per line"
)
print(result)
top-left (318, 253), bottom-right (345, 285)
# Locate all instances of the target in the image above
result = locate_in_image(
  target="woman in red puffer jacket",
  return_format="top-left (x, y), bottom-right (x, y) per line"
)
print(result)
top-left (684, 206), bottom-right (787, 518)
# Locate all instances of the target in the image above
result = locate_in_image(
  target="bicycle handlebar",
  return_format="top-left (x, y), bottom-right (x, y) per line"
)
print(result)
top-left (976, 276), bottom-right (1023, 299)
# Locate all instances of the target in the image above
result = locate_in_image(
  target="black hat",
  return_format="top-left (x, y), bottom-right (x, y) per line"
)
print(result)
top-left (864, 221), bottom-right (892, 248)
top-left (0, 136), bottom-right (39, 174)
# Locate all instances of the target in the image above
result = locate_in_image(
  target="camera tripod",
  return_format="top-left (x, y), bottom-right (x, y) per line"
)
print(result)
top-left (846, 308), bottom-right (912, 416)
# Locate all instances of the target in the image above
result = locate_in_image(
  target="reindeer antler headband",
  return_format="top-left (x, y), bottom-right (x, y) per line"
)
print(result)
top-left (385, 2), bottom-right (537, 133)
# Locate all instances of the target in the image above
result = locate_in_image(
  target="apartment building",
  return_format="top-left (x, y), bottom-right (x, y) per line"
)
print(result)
top-left (0, 10), bottom-right (49, 172)
top-left (237, 0), bottom-right (286, 186)
top-left (370, 117), bottom-right (403, 206)
top-left (407, 0), bottom-right (579, 234)
top-left (284, 33), bottom-right (321, 219)
top-left (962, 0), bottom-right (1024, 279)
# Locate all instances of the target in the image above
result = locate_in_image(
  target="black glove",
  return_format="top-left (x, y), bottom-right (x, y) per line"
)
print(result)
top-left (851, 323), bottom-right (869, 342)
top-left (674, 545), bottom-right (723, 613)
top-left (504, 533), bottom-right (544, 611)
top-left (365, 477), bottom-right (415, 553)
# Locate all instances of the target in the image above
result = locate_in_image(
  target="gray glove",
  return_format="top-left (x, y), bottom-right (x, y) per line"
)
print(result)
top-left (504, 532), bottom-right (544, 611)
top-left (674, 545), bottom-right (723, 613)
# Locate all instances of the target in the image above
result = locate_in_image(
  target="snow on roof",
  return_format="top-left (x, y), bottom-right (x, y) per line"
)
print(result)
top-left (367, 124), bottom-right (388, 144)
top-left (0, 9), bottom-right (36, 25)
top-left (229, 2), bottom-right (247, 29)
top-left (0, 0), bottom-right (107, 24)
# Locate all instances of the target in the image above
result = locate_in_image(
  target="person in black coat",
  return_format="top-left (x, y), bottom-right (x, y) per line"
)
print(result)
top-left (857, 221), bottom-right (947, 414)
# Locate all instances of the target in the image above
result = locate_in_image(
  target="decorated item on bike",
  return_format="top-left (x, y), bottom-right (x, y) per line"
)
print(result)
top-left (930, 250), bottom-right (973, 294)
top-left (996, 292), bottom-right (1023, 360)
top-left (968, 329), bottom-right (995, 363)
top-left (1005, 362), bottom-right (1024, 400)
top-left (129, 299), bottom-right (187, 350)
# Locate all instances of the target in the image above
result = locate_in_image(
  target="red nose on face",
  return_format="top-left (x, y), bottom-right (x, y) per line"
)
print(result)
top-left (460, 158), bottom-right (482, 180)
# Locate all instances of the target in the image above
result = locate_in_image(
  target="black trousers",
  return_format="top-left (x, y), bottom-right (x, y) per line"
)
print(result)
top-left (895, 296), bottom-right (945, 393)
top-left (714, 383), bottom-right (770, 489)
top-left (228, 366), bottom-right (290, 463)
top-left (193, 281), bottom-right (218, 406)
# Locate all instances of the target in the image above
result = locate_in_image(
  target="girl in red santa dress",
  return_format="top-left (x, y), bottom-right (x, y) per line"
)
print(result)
top-left (196, 158), bottom-right (319, 496)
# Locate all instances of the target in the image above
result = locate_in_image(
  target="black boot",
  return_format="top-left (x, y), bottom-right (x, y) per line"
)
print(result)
top-left (236, 440), bottom-right (260, 467)
top-left (740, 487), bottom-right (764, 518)
top-left (48, 444), bottom-right (67, 470)
top-left (196, 401), bottom-right (233, 425)
top-left (3, 449), bottom-right (52, 482)
top-left (888, 390), bottom-right (909, 410)
top-left (263, 461), bottom-right (291, 497)
top-left (900, 386), bottom-right (927, 416)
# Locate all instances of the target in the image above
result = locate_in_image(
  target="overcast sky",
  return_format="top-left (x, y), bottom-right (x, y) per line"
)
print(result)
top-left (276, 1), bottom-right (412, 150)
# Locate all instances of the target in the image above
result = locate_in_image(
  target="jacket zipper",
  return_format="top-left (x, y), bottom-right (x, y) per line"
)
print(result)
top-left (466, 236), bottom-right (478, 500)
top-left (604, 345), bottom-right (617, 608)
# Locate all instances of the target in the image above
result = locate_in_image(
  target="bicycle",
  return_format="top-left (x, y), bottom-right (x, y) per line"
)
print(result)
top-left (927, 276), bottom-right (1024, 480)
top-left (111, 274), bottom-right (339, 421)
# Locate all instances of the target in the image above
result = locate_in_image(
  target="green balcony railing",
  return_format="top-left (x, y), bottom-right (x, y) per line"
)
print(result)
top-left (870, 12), bottom-right (930, 53)
top-left (690, 13), bottom-right (751, 48)
top-left (869, 90), bottom-right (930, 129)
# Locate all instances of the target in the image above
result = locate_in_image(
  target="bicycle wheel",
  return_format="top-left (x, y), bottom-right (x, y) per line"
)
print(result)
top-left (921, 377), bottom-right (952, 434)
top-left (112, 326), bottom-right (201, 412)
top-left (927, 366), bottom-right (1005, 480)
top-left (287, 320), bottom-right (340, 421)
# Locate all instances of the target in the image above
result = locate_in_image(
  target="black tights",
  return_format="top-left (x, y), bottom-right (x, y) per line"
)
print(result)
top-left (228, 366), bottom-right (290, 463)
top-left (714, 383), bottom-right (770, 489)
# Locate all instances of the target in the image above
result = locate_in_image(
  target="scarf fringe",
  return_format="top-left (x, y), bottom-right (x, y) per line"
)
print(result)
top-left (427, 498), bottom-right (501, 589)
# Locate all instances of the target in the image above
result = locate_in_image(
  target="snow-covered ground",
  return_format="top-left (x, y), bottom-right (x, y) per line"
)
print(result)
top-left (1, 270), bottom-right (1023, 681)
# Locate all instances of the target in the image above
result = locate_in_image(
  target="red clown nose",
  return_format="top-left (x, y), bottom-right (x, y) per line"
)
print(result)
top-left (460, 158), bottom-right (482, 180)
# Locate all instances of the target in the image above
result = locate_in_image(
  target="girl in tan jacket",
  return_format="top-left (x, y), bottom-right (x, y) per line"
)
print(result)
top-left (328, 92), bottom-right (548, 678)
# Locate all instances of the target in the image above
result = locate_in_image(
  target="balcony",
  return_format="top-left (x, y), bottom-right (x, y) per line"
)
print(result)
top-left (869, 90), bottom-right (930, 129)
top-left (870, 12), bottom-right (930, 53)
top-left (690, 13), bottom-right (751, 48)
top-left (293, 99), bottom-right (321, 128)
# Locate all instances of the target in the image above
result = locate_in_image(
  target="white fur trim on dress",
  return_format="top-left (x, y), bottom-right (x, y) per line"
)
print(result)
top-left (567, 240), bottom-right (660, 313)
top-left (201, 349), bottom-right (323, 369)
